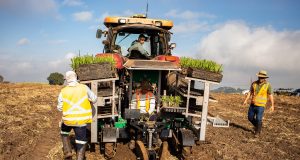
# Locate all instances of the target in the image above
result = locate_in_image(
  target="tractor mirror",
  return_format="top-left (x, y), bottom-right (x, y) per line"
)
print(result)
top-left (170, 43), bottom-right (176, 49)
top-left (96, 29), bottom-right (102, 39)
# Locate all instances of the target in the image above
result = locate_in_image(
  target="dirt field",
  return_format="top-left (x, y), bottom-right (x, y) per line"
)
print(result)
top-left (0, 83), bottom-right (299, 160)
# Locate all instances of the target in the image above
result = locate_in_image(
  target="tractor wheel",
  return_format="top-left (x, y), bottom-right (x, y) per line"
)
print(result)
top-left (105, 142), bottom-right (116, 159)
top-left (159, 141), bottom-right (170, 160)
top-left (135, 140), bottom-right (149, 160)
top-left (182, 146), bottom-right (192, 159)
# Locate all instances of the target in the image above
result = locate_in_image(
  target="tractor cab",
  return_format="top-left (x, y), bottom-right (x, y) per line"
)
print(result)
top-left (97, 14), bottom-right (176, 59)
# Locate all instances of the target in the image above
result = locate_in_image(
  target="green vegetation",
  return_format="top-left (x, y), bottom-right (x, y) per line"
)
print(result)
top-left (161, 95), bottom-right (183, 107)
top-left (0, 75), bottom-right (3, 82)
top-left (47, 72), bottom-right (64, 85)
top-left (174, 96), bottom-right (183, 106)
top-left (71, 55), bottom-right (116, 70)
top-left (169, 96), bottom-right (175, 106)
top-left (161, 95), bottom-right (170, 103)
top-left (180, 57), bottom-right (223, 73)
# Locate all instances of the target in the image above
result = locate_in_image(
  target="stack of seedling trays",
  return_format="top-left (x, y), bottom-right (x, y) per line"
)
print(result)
top-left (160, 95), bottom-right (186, 113)
top-left (161, 107), bottom-right (186, 113)
top-left (71, 55), bottom-right (116, 81)
top-left (180, 57), bottom-right (223, 83)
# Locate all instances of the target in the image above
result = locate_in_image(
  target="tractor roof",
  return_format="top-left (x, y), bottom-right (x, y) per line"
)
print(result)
top-left (104, 14), bottom-right (173, 30)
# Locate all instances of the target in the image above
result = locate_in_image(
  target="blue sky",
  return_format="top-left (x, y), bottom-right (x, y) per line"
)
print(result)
top-left (0, 0), bottom-right (299, 88)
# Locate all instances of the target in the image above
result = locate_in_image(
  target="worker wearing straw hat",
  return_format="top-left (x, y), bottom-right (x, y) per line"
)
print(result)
top-left (243, 70), bottom-right (274, 137)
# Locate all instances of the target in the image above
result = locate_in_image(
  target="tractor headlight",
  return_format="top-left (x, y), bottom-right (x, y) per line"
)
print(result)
top-left (118, 19), bottom-right (126, 24)
top-left (155, 21), bottom-right (162, 27)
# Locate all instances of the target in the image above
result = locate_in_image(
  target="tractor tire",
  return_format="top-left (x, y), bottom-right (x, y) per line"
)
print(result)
top-left (159, 141), bottom-right (170, 160)
top-left (135, 140), bottom-right (149, 160)
top-left (105, 142), bottom-right (116, 159)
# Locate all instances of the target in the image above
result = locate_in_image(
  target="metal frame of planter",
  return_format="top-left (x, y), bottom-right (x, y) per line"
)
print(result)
top-left (80, 75), bottom-right (119, 143)
top-left (174, 72), bottom-right (219, 141)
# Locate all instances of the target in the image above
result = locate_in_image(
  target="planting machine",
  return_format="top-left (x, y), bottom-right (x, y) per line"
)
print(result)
top-left (79, 14), bottom-right (228, 159)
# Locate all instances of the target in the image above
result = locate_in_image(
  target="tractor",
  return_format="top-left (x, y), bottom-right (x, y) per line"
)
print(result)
top-left (80, 14), bottom-right (223, 159)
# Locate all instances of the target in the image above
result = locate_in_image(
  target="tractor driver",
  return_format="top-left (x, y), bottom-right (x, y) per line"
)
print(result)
top-left (128, 34), bottom-right (150, 59)
top-left (131, 80), bottom-right (156, 115)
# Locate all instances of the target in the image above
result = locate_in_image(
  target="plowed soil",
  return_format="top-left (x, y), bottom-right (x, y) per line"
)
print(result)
top-left (0, 83), bottom-right (299, 160)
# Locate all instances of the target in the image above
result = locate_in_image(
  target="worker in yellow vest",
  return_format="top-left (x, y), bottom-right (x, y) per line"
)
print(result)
top-left (243, 70), bottom-right (274, 137)
top-left (57, 71), bottom-right (97, 160)
top-left (131, 80), bottom-right (156, 114)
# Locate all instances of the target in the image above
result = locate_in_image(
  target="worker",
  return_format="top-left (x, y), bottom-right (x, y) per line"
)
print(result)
top-left (128, 34), bottom-right (149, 58)
top-left (243, 70), bottom-right (274, 137)
top-left (57, 71), bottom-right (97, 160)
top-left (131, 80), bottom-right (156, 114)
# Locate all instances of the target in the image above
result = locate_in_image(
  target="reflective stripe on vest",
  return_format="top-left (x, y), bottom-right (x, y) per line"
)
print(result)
top-left (252, 82), bottom-right (269, 107)
top-left (136, 91), bottom-right (150, 112)
top-left (135, 91), bottom-right (154, 113)
top-left (61, 84), bottom-right (92, 126)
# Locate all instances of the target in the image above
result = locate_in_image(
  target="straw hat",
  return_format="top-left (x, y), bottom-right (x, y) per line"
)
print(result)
top-left (256, 70), bottom-right (269, 78)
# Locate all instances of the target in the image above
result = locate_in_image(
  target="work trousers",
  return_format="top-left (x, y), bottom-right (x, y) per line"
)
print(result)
top-left (248, 104), bottom-right (265, 127)
top-left (61, 123), bottom-right (87, 150)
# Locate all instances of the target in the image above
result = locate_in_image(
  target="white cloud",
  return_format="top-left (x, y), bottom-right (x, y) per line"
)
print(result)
top-left (17, 38), bottom-right (30, 46)
top-left (15, 62), bottom-right (33, 70)
top-left (165, 10), bottom-right (216, 34)
top-left (65, 52), bottom-right (76, 59)
top-left (73, 11), bottom-right (93, 22)
top-left (166, 10), bottom-right (216, 20)
top-left (196, 21), bottom-right (300, 88)
top-left (0, 54), bottom-right (37, 81)
top-left (172, 21), bottom-right (210, 34)
top-left (62, 0), bottom-right (83, 6)
top-left (0, 52), bottom-right (74, 82)
top-left (0, 0), bottom-right (58, 15)
top-left (48, 59), bottom-right (63, 68)
top-left (48, 52), bottom-right (76, 68)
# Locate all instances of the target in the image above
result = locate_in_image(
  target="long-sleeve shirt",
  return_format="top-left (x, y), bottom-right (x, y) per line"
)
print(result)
top-left (128, 41), bottom-right (149, 56)
top-left (57, 82), bottom-right (97, 112)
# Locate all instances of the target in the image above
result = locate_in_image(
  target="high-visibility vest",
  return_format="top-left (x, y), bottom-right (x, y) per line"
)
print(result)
top-left (134, 90), bottom-right (155, 114)
top-left (61, 84), bottom-right (92, 126)
top-left (252, 82), bottom-right (269, 107)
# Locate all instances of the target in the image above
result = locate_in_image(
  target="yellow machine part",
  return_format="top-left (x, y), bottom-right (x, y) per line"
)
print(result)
top-left (104, 16), bottom-right (173, 30)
